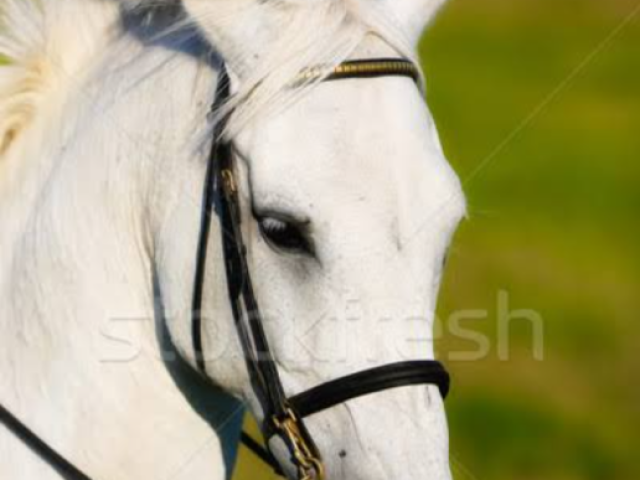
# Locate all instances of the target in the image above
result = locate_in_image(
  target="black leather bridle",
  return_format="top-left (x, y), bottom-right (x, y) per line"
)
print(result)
top-left (0, 58), bottom-right (450, 480)
top-left (192, 58), bottom-right (450, 480)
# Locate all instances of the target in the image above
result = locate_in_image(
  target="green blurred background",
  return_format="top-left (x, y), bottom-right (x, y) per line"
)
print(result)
top-left (236, 0), bottom-right (640, 479)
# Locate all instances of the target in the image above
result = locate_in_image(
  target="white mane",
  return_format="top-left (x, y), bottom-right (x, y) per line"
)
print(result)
top-left (0, 0), bottom-right (120, 158)
top-left (0, 0), bottom-right (418, 163)
top-left (187, 0), bottom-right (420, 135)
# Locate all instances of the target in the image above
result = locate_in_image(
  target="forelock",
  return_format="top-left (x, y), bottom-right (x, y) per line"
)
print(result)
top-left (122, 0), bottom-right (421, 138)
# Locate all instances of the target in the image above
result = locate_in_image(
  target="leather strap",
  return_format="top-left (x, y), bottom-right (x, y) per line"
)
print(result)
top-left (240, 431), bottom-right (284, 475)
top-left (325, 58), bottom-right (420, 83)
top-left (213, 92), bottom-right (324, 478)
top-left (0, 403), bottom-right (91, 480)
top-left (298, 58), bottom-right (420, 84)
top-left (290, 361), bottom-right (450, 419)
top-left (191, 65), bottom-right (231, 373)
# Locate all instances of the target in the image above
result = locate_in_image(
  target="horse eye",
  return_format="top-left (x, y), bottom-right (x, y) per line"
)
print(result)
top-left (258, 216), bottom-right (312, 255)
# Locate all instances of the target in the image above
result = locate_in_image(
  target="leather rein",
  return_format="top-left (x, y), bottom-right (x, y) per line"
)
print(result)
top-left (0, 58), bottom-right (450, 480)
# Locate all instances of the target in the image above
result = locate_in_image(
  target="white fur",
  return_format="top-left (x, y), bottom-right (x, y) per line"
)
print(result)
top-left (0, 0), bottom-right (121, 156)
top-left (0, 0), bottom-right (464, 479)
top-left (379, 0), bottom-right (448, 44)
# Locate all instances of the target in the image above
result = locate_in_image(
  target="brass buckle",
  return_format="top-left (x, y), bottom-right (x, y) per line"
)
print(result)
top-left (221, 169), bottom-right (237, 194)
top-left (273, 408), bottom-right (325, 480)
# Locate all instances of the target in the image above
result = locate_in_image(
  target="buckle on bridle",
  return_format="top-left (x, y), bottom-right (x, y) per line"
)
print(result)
top-left (273, 408), bottom-right (325, 480)
top-left (221, 168), bottom-right (237, 194)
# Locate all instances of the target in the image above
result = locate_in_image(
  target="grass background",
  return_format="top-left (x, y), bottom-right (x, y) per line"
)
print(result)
top-left (236, 0), bottom-right (640, 479)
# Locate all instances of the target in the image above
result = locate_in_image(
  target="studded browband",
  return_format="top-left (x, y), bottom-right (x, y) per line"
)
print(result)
top-left (300, 58), bottom-right (421, 83)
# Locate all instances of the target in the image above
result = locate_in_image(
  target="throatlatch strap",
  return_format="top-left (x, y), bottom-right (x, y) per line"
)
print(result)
top-left (191, 68), bottom-right (232, 373)
top-left (240, 431), bottom-right (284, 475)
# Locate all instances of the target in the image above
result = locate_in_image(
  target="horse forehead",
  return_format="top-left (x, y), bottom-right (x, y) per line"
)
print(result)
top-left (243, 78), bottom-right (438, 200)
top-left (251, 77), bottom-right (427, 150)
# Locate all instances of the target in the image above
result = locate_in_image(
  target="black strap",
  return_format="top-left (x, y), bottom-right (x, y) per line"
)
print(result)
top-left (0, 403), bottom-right (92, 480)
top-left (191, 68), bottom-right (232, 373)
top-left (324, 58), bottom-right (421, 83)
top-left (290, 361), bottom-right (450, 419)
top-left (240, 431), bottom-right (283, 475)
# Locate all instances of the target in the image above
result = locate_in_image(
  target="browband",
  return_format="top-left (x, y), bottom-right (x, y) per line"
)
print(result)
top-left (300, 58), bottom-right (421, 84)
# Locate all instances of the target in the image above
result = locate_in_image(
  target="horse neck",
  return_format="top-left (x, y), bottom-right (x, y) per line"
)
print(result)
top-left (0, 13), bottom-right (240, 480)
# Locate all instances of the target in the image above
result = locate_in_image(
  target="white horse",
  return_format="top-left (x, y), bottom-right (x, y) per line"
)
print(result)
top-left (0, 0), bottom-right (466, 479)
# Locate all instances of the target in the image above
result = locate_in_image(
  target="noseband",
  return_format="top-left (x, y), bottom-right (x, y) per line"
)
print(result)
top-left (192, 58), bottom-right (450, 480)
top-left (0, 59), bottom-right (450, 480)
